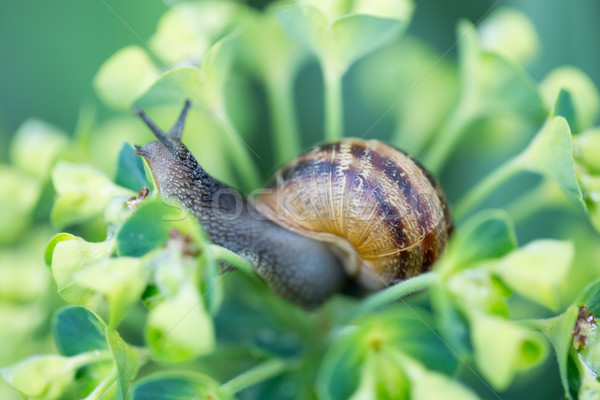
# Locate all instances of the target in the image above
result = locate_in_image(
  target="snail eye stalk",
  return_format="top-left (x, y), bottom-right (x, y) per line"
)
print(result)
top-left (133, 99), bottom-right (191, 155)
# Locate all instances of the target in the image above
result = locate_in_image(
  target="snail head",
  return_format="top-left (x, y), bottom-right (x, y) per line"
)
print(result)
top-left (133, 100), bottom-right (205, 196)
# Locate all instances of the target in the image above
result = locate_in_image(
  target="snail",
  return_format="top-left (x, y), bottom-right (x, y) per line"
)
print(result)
top-left (133, 101), bottom-right (452, 309)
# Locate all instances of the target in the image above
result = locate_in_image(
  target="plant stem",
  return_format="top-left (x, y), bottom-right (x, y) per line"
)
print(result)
top-left (454, 157), bottom-right (523, 221)
top-left (423, 108), bottom-right (470, 174)
top-left (209, 244), bottom-right (263, 285)
top-left (220, 358), bottom-right (291, 395)
top-left (219, 112), bottom-right (262, 191)
top-left (84, 368), bottom-right (117, 400)
top-left (266, 77), bottom-right (302, 165)
top-left (357, 272), bottom-right (438, 316)
top-left (229, 139), bottom-right (262, 191)
top-left (74, 102), bottom-right (96, 153)
top-left (324, 65), bottom-right (343, 141)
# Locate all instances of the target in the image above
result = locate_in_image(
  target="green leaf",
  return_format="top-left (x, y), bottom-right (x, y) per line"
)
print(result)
top-left (540, 66), bottom-right (600, 132)
top-left (117, 196), bottom-right (211, 256)
top-left (105, 327), bottom-right (144, 400)
top-left (541, 281), bottom-right (600, 399)
top-left (478, 7), bottom-right (539, 66)
top-left (49, 235), bottom-right (116, 304)
top-left (52, 306), bottom-right (108, 356)
top-left (10, 119), bottom-right (69, 180)
top-left (580, 173), bottom-right (600, 232)
top-left (133, 371), bottom-right (232, 400)
top-left (446, 271), bottom-right (511, 317)
top-left (485, 240), bottom-right (574, 310)
top-left (214, 273), bottom-right (308, 359)
top-left (348, 348), bottom-right (410, 400)
top-left (93, 46), bottom-right (159, 110)
top-left (198, 246), bottom-right (223, 316)
top-left (578, 330), bottom-right (600, 390)
top-left (44, 232), bottom-right (77, 267)
top-left (138, 33), bottom-right (237, 112)
top-left (576, 128), bottom-right (600, 174)
top-left (50, 161), bottom-right (133, 229)
top-left (147, 249), bottom-right (188, 299)
top-left (149, 1), bottom-right (241, 66)
top-left (74, 257), bottom-right (145, 327)
top-left (0, 166), bottom-right (41, 244)
top-left (440, 209), bottom-right (517, 274)
top-left (116, 200), bottom-right (177, 257)
top-left (115, 142), bottom-right (151, 192)
top-left (79, 362), bottom-right (118, 400)
top-left (274, 0), bottom-right (414, 74)
top-left (145, 284), bottom-right (215, 363)
top-left (399, 355), bottom-right (481, 400)
top-left (316, 307), bottom-right (457, 400)
top-left (273, 4), bottom-right (328, 61)
top-left (430, 282), bottom-right (472, 357)
top-left (45, 233), bottom-right (76, 267)
top-left (118, 197), bottom-right (223, 315)
top-left (517, 116), bottom-right (586, 210)
top-left (552, 89), bottom-right (577, 129)
top-left (456, 19), bottom-right (544, 120)
top-left (579, 280), bottom-right (600, 319)
top-left (328, 14), bottom-right (404, 74)
top-left (0, 355), bottom-right (78, 400)
top-left (575, 131), bottom-right (600, 230)
top-left (536, 306), bottom-right (580, 400)
top-left (580, 380), bottom-right (600, 400)
top-left (470, 313), bottom-right (548, 390)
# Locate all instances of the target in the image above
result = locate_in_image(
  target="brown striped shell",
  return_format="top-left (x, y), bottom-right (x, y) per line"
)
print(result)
top-left (253, 138), bottom-right (452, 290)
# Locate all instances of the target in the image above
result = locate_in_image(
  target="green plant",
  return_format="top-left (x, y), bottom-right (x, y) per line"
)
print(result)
top-left (2, 1), bottom-right (600, 399)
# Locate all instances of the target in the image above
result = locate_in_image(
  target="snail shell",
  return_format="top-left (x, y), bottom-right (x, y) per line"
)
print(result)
top-left (254, 138), bottom-right (452, 290)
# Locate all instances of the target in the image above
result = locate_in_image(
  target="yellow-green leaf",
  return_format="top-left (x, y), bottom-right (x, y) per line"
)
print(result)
top-left (518, 116), bottom-right (585, 210)
top-left (575, 128), bottom-right (600, 174)
top-left (49, 236), bottom-right (116, 305)
top-left (50, 162), bottom-right (132, 229)
top-left (274, 0), bottom-right (413, 74)
top-left (398, 355), bottom-right (481, 400)
top-left (93, 46), bottom-right (159, 110)
top-left (471, 313), bottom-right (548, 390)
top-left (145, 284), bottom-right (215, 363)
top-left (485, 240), bottom-right (574, 310)
top-left (540, 66), bottom-right (600, 133)
top-left (149, 1), bottom-right (241, 66)
top-left (479, 7), bottom-right (539, 66)
top-left (0, 355), bottom-right (76, 400)
top-left (74, 257), bottom-right (145, 327)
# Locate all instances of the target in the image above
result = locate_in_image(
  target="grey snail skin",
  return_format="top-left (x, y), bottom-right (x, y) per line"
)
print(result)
top-left (133, 100), bottom-right (452, 310)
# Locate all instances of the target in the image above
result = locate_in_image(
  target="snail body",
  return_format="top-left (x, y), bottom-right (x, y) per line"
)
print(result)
top-left (255, 139), bottom-right (452, 291)
top-left (134, 101), bottom-right (452, 309)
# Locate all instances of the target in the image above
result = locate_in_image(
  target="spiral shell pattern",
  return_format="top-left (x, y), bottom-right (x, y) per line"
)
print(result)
top-left (253, 138), bottom-right (452, 290)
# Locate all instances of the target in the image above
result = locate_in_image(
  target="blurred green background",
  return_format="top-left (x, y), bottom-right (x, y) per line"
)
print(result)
top-left (1, 1), bottom-right (599, 399)
top-left (1, 0), bottom-right (598, 148)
